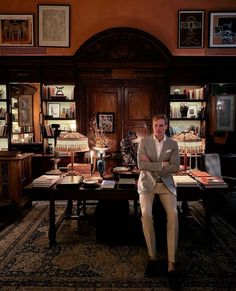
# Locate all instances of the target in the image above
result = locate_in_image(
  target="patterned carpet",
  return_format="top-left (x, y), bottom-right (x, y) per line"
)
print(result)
top-left (0, 201), bottom-right (236, 291)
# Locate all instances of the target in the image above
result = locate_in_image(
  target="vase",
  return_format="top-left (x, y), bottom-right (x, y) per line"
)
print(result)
top-left (94, 147), bottom-right (108, 178)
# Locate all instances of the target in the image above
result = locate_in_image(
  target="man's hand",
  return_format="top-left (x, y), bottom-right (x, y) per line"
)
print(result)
top-left (162, 161), bottom-right (170, 168)
top-left (140, 155), bottom-right (150, 161)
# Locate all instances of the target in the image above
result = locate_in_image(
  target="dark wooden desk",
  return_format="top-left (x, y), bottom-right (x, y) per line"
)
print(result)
top-left (24, 183), bottom-right (138, 246)
top-left (24, 178), bottom-right (225, 246)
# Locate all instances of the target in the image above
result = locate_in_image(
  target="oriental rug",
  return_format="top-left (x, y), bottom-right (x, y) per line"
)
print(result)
top-left (0, 201), bottom-right (236, 291)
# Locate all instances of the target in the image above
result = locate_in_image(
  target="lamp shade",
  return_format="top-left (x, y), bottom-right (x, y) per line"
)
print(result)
top-left (56, 131), bottom-right (89, 152)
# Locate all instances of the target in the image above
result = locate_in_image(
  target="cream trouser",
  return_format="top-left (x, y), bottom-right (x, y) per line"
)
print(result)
top-left (139, 183), bottom-right (179, 263)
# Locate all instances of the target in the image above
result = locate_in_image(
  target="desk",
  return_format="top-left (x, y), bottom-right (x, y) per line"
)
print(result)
top-left (24, 177), bottom-right (225, 246)
top-left (24, 183), bottom-right (138, 246)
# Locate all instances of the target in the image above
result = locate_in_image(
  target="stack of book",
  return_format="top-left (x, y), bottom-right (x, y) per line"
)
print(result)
top-left (194, 176), bottom-right (228, 188)
top-left (189, 169), bottom-right (211, 177)
top-left (172, 175), bottom-right (199, 187)
top-left (189, 169), bottom-right (228, 188)
top-left (32, 175), bottom-right (61, 188)
top-left (118, 178), bottom-right (136, 189)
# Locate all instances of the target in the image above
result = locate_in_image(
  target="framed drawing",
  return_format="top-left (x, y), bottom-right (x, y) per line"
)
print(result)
top-left (0, 14), bottom-right (34, 46)
top-left (18, 95), bottom-right (33, 127)
top-left (209, 12), bottom-right (236, 48)
top-left (38, 5), bottom-right (70, 47)
top-left (216, 95), bottom-right (235, 131)
top-left (48, 103), bottom-right (60, 118)
top-left (178, 10), bottom-right (204, 48)
top-left (97, 112), bottom-right (114, 133)
top-left (187, 105), bottom-right (197, 118)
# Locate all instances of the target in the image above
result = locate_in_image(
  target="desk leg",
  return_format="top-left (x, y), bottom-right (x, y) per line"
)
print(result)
top-left (134, 199), bottom-right (138, 217)
top-left (65, 200), bottom-right (73, 217)
top-left (49, 199), bottom-right (57, 246)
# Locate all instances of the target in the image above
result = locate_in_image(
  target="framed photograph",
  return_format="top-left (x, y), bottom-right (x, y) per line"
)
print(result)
top-left (48, 103), bottom-right (60, 118)
top-left (216, 95), bottom-right (235, 131)
top-left (178, 10), bottom-right (204, 48)
top-left (38, 5), bottom-right (70, 47)
top-left (18, 95), bottom-right (33, 127)
top-left (97, 112), bottom-right (114, 133)
top-left (188, 105), bottom-right (197, 118)
top-left (209, 12), bottom-right (236, 48)
top-left (0, 14), bottom-right (34, 46)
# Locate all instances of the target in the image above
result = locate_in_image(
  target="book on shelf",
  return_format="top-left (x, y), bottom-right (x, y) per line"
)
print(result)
top-left (101, 180), bottom-right (116, 189)
top-left (32, 175), bottom-right (61, 187)
top-left (172, 175), bottom-right (199, 187)
top-left (194, 176), bottom-right (228, 188)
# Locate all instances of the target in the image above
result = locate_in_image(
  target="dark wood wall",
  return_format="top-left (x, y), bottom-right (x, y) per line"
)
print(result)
top-left (1, 28), bottom-right (236, 154)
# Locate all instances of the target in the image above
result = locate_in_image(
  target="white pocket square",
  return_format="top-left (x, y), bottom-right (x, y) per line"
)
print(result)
top-left (166, 149), bottom-right (172, 153)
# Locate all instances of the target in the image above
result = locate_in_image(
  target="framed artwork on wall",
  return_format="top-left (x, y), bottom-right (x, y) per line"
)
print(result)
top-left (0, 14), bottom-right (34, 46)
top-left (216, 95), bottom-right (235, 131)
top-left (48, 103), bottom-right (60, 118)
top-left (178, 10), bottom-right (204, 48)
top-left (97, 112), bottom-right (115, 133)
top-left (209, 12), bottom-right (236, 48)
top-left (38, 5), bottom-right (70, 47)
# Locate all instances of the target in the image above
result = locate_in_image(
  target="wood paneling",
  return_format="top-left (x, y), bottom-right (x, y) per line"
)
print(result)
top-left (87, 86), bottom-right (122, 151)
top-left (85, 82), bottom-right (164, 151)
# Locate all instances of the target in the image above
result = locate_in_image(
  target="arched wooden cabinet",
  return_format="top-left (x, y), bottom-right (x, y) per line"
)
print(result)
top-left (75, 27), bottom-right (171, 152)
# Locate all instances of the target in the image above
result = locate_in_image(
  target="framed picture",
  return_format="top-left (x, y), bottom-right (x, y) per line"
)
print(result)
top-left (187, 105), bottom-right (197, 118)
top-left (48, 103), bottom-right (60, 118)
top-left (178, 10), bottom-right (204, 48)
top-left (209, 12), bottom-right (236, 48)
top-left (18, 95), bottom-right (33, 127)
top-left (216, 95), bottom-right (235, 131)
top-left (97, 112), bottom-right (114, 133)
top-left (38, 5), bottom-right (70, 47)
top-left (0, 14), bottom-right (34, 46)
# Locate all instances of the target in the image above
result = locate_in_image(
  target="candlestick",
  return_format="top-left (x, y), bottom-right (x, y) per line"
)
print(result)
top-left (90, 150), bottom-right (94, 164)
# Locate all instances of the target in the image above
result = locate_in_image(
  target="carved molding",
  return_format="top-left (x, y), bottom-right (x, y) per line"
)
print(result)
top-left (76, 27), bottom-right (171, 65)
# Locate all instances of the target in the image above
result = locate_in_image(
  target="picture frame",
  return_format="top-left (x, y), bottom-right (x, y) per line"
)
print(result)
top-left (18, 95), bottom-right (33, 127)
top-left (0, 14), bottom-right (34, 46)
top-left (38, 5), bottom-right (70, 47)
top-left (209, 12), bottom-right (236, 48)
top-left (178, 10), bottom-right (204, 48)
top-left (97, 112), bottom-right (114, 133)
top-left (216, 95), bottom-right (235, 131)
top-left (48, 103), bottom-right (60, 119)
top-left (187, 105), bottom-right (197, 118)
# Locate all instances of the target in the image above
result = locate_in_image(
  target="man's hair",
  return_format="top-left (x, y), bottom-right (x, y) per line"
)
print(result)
top-left (152, 114), bottom-right (168, 125)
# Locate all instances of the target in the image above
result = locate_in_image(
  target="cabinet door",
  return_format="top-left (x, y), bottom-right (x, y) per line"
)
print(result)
top-left (124, 85), bottom-right (162, 138)
top-left (9, 83), bottom-right (42, 153)
top-left (86, 82), bottom-right (164, 152)
top-left (0, 84), bottom-right (8, 150)
top-left (87, 86), bottom-right (122, 151)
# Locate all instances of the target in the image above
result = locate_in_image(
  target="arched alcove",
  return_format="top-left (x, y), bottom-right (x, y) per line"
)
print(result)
top-left (75, 27), bottom-right (172, 66)
top-left (75, 27), bottom-right (172, 152)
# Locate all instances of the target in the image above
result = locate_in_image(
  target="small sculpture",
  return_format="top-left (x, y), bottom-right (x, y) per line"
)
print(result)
top-left (56, 86), bottom-right (64, 95)
top-left (180, 103), bottom-right (189, 118)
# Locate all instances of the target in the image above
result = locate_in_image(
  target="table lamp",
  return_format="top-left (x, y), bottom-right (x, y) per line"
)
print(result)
top-left (56, 131), bottom-right (89, 174)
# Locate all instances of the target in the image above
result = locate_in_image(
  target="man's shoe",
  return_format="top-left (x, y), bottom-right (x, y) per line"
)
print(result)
top-left (145, 260), bottom-right (158, 278)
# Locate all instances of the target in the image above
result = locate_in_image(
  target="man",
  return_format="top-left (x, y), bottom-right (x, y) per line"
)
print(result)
top-left (137, 114), bottom-right (180, 278)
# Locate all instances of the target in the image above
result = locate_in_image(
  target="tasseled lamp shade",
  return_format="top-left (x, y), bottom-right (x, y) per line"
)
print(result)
top-left (56, 131), bottom-right (89, 171)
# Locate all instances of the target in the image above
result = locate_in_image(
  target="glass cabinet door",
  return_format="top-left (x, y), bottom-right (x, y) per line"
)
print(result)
top-left (9, 83), bottom-right (43, 153)
top-left (0, 84), bottom-right (8, 150)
